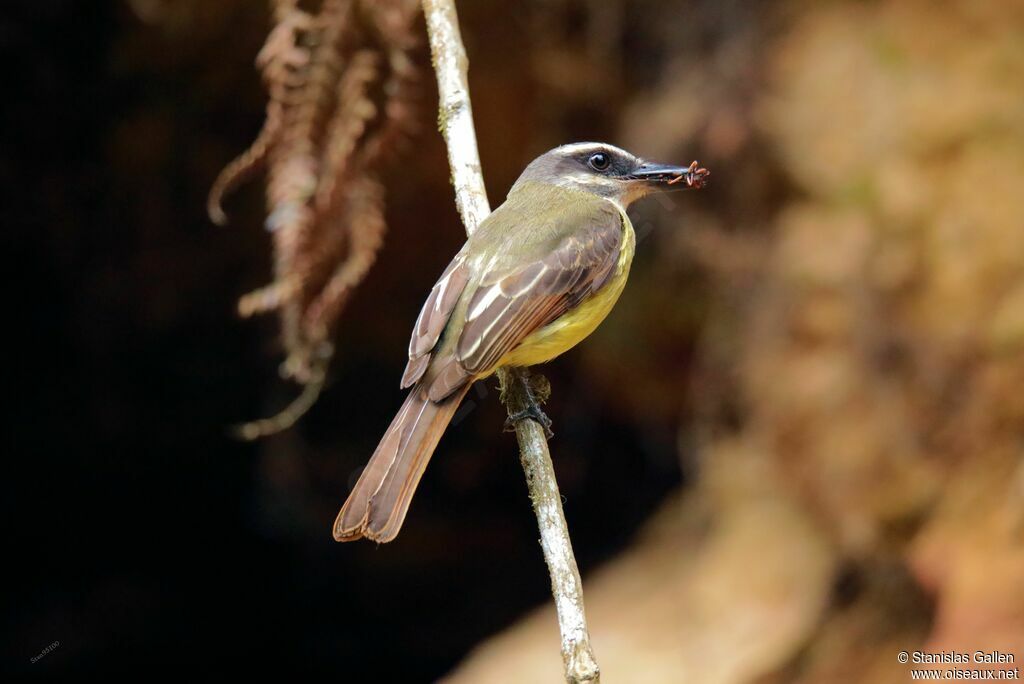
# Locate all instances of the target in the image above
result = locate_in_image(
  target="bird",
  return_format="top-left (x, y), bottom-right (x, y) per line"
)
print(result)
top-left (334, 142), bottom-right (708, 543)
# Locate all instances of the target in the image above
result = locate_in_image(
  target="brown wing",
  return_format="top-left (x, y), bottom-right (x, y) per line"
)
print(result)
top-left (425, 209), bottom-right (623, 402)
top-left (400, 250), bottom-right (471, 388)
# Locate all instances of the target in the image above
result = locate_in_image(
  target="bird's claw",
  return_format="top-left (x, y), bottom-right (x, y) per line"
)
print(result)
top-left (504, 404), bottom-right (554, 438)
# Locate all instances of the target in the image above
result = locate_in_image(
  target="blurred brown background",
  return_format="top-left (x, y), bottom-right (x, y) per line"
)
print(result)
top-left (6, 0), bottom-right (1023, 680)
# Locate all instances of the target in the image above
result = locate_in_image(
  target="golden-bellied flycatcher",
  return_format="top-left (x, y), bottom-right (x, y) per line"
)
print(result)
top-left (335, 142), bottom-right (708, 542)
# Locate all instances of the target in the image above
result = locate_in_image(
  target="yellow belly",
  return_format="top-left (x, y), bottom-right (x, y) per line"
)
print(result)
top-left (494, 218), bottom-right (635, 370)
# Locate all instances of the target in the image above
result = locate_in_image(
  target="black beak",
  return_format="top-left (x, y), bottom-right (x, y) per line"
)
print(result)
top-left (627, 160), bottom-right (709, 189)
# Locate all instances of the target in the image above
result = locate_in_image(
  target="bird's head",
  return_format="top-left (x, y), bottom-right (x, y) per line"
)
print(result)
top-left (511, 142), bottom-right (709, 208)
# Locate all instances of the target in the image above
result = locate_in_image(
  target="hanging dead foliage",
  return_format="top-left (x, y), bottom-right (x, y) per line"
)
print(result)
top-left (209, 0), bottom-right (420, 439)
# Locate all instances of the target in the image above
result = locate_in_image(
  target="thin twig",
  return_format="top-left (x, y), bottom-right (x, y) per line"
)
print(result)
top-left (421, 0), bottom-right (490, 234)
top-left (421, 1), bottom-right (600, 682)
top-left (500, 367), bottom-right (601, 683)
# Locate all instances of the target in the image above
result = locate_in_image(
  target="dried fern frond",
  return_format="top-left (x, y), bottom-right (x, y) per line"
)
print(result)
top-left (211, 0), bottom-right (420, 439)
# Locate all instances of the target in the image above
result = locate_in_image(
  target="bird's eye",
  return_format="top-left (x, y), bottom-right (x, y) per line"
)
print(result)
top-left (588, 153), bottom-right (610, 171)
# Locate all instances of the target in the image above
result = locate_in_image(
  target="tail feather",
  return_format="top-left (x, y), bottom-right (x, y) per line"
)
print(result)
top-left (334, 382), bottom-right (471, 542)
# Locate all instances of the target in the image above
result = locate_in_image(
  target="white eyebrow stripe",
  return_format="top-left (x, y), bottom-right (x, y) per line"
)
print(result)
top-left (556, 142), bottom-right (630, 157)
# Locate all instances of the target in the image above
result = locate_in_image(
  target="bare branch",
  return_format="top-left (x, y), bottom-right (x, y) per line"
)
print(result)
top-left (500, 368), bottom-right (601, 683)
top-left (422, 0), bottom-right (491, 233)
top-left (421, 1), bottom-right (600, 681)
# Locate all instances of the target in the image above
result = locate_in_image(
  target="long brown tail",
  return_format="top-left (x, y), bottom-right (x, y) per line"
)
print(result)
top-left (333, 382), bottom-right (472, 542)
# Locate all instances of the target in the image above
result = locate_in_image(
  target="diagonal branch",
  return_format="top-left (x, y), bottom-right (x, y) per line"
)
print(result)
top-left (421, 1), bottom-right (600, 682)
top-left (421, 0), bottom-right (490, 233)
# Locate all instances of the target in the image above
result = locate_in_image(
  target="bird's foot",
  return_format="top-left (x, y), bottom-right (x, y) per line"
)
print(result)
top-left (504, 404), bottom-right (554, 438)
top-left (502, 368), bottom-right (554, 438)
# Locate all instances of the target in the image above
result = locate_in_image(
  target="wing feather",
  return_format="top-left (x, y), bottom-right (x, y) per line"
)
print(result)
top-left (450, 206), bottom-right (623, 379)
top-left (409, 198), bottom-right (624, 402)
top-left (401, 252), bottom-right (470, 389)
